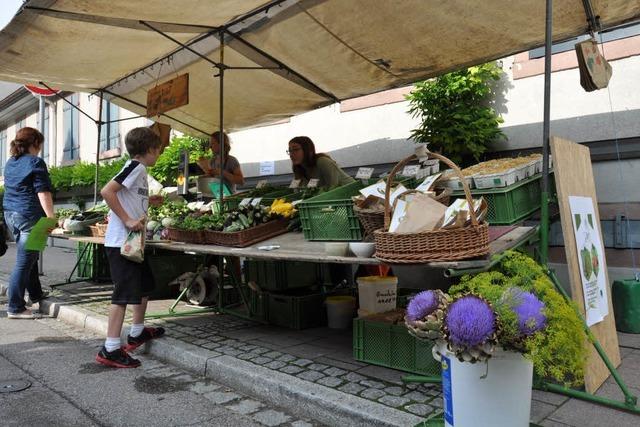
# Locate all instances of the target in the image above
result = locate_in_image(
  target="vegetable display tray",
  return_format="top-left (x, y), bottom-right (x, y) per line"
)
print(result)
top-left (166, 228), bottom-right (205, 244)
top-left (353, 314), bottom-right (440, 376)
top-left (203, 218), bottom-right (289, 247)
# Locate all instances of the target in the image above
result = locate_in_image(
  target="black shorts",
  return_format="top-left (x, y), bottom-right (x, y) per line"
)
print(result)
top-left (105, 247), bottom-right (155, 305)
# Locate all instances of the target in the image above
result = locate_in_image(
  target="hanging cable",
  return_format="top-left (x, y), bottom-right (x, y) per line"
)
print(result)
top-left (597, 32), bottom-right (639, 279)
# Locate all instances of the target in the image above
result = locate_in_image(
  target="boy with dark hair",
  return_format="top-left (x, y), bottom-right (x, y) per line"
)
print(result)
top-left (96, 127), bottom-right (166, 368)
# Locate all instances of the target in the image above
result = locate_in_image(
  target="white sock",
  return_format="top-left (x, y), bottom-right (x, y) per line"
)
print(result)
top-left (105, 337), bottom-right (121, 352)
top-left (130, 323), bottom-right (145, 338)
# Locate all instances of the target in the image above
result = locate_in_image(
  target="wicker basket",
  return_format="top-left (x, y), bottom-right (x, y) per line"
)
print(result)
top-left (355, 189), bottom-right (452, 240)
top-left (88, 223), bottom-right (108, 238)
top-left (166, 227), bottom-right (205, 244)
top-left (203, 218), bottom-right (289, 248)
top-left (373, 153), bottom-right (489, 263)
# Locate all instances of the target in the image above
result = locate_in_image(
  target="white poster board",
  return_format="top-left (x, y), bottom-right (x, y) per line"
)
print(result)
top-left (569, 196), bottom-right (609, 326)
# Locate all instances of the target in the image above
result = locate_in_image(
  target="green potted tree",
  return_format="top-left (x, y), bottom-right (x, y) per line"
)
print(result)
top-left (405, 251), bottom-right (587, 427)
top-left (406, 62), bottom-right (506, 168)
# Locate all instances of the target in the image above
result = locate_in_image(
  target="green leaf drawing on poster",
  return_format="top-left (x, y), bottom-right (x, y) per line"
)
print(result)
top-left (591, 243), bottom-right (600, 278)
top-left (574, 214), bottom-right (582, 230)
top-left (587, 214), bottom-right (594, 229)
top-left (581, 246), bottom-right (593, 280)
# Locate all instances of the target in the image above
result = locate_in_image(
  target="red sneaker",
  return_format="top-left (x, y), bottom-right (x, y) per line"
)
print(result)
top-left (96, 346), bottom-right (141, 368)
top-left (124, 327), bottom-right (166, 351)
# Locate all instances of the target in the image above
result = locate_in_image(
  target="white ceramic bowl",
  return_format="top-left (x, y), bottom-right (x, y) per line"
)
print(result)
top-left (349, 242), bottom-right (376, 258)
top-left (325, 242), bottom-right (349, 256)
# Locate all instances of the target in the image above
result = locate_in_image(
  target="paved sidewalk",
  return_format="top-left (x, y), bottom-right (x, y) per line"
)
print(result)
top-left (2, 243), bottom-right (640, 426)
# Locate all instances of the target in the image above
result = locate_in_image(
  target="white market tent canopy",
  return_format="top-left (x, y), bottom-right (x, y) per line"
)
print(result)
top-left (0, 0), bottom-right (638, 137)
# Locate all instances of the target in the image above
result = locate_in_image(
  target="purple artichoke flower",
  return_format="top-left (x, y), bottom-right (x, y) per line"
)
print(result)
top-left (506, 288), bottom-right (547, 336)
top-left (406, 290), bottom-right (440, 321)
top-left (445, 295), bottom-right (496, 347)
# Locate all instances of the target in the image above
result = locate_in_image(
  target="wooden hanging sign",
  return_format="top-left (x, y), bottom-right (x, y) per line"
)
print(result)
top-left (147, 73), bottom-right (189, 117)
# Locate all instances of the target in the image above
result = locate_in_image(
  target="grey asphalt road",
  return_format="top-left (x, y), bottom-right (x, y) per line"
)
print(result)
top-left (0, 316), bottom-right (316, 427)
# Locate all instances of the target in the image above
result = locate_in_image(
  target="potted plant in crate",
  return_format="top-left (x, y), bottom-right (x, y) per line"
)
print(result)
top-left (405, 251), bottom-right (587, 427)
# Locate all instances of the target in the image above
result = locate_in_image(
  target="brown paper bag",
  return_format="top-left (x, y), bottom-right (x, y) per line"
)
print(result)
top-left (394, 193), bottom-right (448, 233)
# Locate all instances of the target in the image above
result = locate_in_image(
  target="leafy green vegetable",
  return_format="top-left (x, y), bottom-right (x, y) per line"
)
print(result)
top-left (148, 135), bottom-right (211, 185)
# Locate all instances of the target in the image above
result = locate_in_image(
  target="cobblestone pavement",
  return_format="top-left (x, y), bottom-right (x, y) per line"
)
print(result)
top-left (1, 314), bottom-right (321, 427)
top-left (3, 243), bottom-right (640, 426)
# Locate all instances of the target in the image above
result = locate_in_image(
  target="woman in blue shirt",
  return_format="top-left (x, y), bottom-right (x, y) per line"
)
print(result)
top-left (3, 127), bottom-right (55, 318)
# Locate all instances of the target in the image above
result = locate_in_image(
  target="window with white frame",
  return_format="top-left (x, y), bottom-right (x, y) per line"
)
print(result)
top-left (0, 128), bottom-right (6, 176)
top-left (100, 100), bottom-right (120, 153)
top-left (63, 94), bottom-right (80, 161)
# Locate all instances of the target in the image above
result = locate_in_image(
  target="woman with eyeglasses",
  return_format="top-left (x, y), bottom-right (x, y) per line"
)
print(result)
top-left (205, 131), bottom-right (245, 193)
top-left (288, 136), bottom-right (354, 188)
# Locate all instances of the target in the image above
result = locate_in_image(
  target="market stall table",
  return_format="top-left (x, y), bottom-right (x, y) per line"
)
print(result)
top-left (49, 233), bottom-right (108, 287)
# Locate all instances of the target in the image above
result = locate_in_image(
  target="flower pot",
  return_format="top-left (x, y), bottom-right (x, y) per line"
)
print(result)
top-left (437, 344), bottom-right (533, 427)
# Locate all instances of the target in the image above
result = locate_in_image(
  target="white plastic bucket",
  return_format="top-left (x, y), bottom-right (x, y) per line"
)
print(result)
top-left (356, 276), bottom-right (397, 314)
top-left (326, 296), bottom-right (356, 329)
top-left (438, 345), bottom-right (533, 427)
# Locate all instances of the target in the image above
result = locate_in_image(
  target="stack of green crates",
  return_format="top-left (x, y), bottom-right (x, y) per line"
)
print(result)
top-left (76, 242), bottom-right (111, 281)
top-left (243, 260), bottom-right (350, 329)
top-left (451, 173), bottom-right (556, 225)
top-left (353, 315), bottom-right (440, 376)
top-left (244, 260), bottom-right (333, 291)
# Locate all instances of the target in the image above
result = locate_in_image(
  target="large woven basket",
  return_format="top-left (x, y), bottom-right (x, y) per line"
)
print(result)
top-left (203, 218), bottom-right (289, 248)
top-left (166, 227), bottom-right (205, 244)
top-left (355, 189), bottom-right (451, 240)
top-left (373, 153), bottom-right (489, 263)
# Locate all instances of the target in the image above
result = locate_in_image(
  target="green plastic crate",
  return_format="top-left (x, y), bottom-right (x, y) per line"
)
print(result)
top-left (451, 173), bottom-right (556, 225)
top-left (298, 177), bottom-right (417, 241)
top-left (244, 260), bottom-right (334, 291)
top-left (146, 250), bottom-right (201, 300)
top-left (267, 289), bottom-right (326, 329)
top-left (248, 287), bottom-right (269, 321)
top-left (353, 316), bottom-right (441, 376)
top-left (76, 242), bottom-right (111, 280)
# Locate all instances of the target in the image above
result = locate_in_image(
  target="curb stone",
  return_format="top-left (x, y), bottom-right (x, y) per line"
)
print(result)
top-left (39, 298), bottom-right (423, 427)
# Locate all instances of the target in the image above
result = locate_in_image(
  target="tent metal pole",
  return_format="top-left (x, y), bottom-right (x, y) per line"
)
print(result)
top-left (38, 81), bottom-right (96, 123)
top-left (540, 0), bottom-right (553, 266)
top-left (217, 32), bottom-right (226, 311)
top-left (38, 95), bottom-right (46, 275)
top-left (100, 89), bottom-right (209, 135)
top-left (218, 32), bottom-right (225, 206)
top-left (94, 92), bottom-right (104, 207)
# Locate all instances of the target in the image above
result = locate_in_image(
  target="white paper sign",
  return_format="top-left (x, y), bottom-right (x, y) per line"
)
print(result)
top-left (389, 184), bottom-right (408, 206)
top-left (256, 180), bottom-right (268, 189)
top-left (289, 179), bottom-right (301, 189)
top-left (359, 181), bottom-right (387, 199)
top-left (415, 173), bottom-right (442, 193)
top-left (415, 167), bottom-right (430, 180)
top-left (307, 178), bottom-right (319, 188)
top-left (569, 196), bottom-right (609, 327)
top-left (239, 198), bottom-right (252, 207)
top-left (356, 167), bottom-right (374, 179)
top-left (250, 197), bottom-right (263, 207)
top-left (259, 161), bottom-right (275, 176)
top-left (402, 165), bottom-right (421, 177)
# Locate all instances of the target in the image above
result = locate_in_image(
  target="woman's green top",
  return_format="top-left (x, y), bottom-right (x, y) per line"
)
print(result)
top-left (301, 156), bottom-right (354, 188)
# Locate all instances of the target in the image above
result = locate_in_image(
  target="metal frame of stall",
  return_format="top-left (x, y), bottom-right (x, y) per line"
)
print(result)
top-left (35, 0), bottom-right (640, 418)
